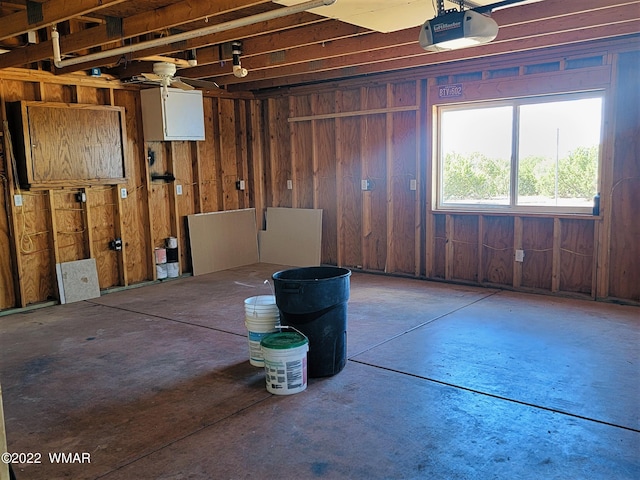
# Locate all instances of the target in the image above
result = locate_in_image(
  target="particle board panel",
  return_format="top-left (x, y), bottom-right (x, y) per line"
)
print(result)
top-left (391, 81), bottom-right (418, 107)
top-left (17, 191), bottom-right (55, 304)
top-left (608, 51), bottom-right (640, 301)
top-left (55, 258), bottom-right (100, 304)
top-left (218, 98), bottom-right (243, 211)
top-left (236, 100), bottom-right (251, 211)
top-left (258, 207), bottom-right (322, 267)
top-left (267, 97), bottom-right (292, 208)
top-left (41, 83), bottom-right (74, 103)
top-left (388, 109), bottom-right (417, 275)
top-left (248, 100), bottom-right (266, 229)
top-left (89, 187), bottom-right (120, 289)
top-left (361, 86), bottom-right (388, 271)
top-left (451, 215), bottom-right (479, 282)
top-left (199, 97), bottom-right (223, 213)
top-left (522, 217), bottom-right (554, 290)
top-left (290, 95), bottom-right (314, 209)
top-left (113, 89), bottom-right (152, 285)
top-left (172, 141), bottom-right (196, 274)
top-left (187, 208), bottom-right (259, 276)
top-left (482, 216), bottom-right (514, 285)
top-left (313, 116), bottom-right (338, 266)
top-left (433, 214), bottom-right (447, 279)
top-left (336, 89), bottom-right (362, 269)
top-left (1, 79), bottom-right (39, 102)
top-left (0, 178), bottom-right (15, 309)
top-left (52, 189), bottom-right (87, 264)
top-left (75, 86), bottom-right (111, 106)
top-left (148, 141), bottom-right (172, 249)
top-left (559, 219), bottom-right (595, 294)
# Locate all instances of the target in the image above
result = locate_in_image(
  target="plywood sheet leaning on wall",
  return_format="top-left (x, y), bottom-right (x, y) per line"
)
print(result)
top-left (258, 207), bottom-right (322, 267)
top-left (55, 258), bottom-right (100, 304)
top-left (187, 208), bottom-right (259, 275)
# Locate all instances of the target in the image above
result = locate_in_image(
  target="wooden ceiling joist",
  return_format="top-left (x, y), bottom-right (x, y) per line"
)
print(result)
top-left (0, 0), bottom-right (128, 41)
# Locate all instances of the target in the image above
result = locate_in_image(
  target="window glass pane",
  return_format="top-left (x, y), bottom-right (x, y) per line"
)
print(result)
top-left (517, 97), bottom-right (602, 207)
top-left (441, 106), bottom-right (513, 205)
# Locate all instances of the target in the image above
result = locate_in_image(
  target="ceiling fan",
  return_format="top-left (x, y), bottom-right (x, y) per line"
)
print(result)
top-left (125, 61), bottom-right (220, 97)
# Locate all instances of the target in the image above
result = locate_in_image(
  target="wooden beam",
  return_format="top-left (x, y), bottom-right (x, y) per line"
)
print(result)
top-left (0, 0), bottom-right (271, 68)
top-left (0, 0), bottom-right (127, 41)
top-left (230, 1), bottom-right (640, 89)
top-left (58, 13), bottom-right (328, 76)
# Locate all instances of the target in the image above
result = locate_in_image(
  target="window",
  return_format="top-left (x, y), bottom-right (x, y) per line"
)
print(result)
top-left (436, 92), bottom-right (603, 214)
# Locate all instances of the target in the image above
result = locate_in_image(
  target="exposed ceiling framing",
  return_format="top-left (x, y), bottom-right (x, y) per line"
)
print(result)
top-left (0, 0), bottom-right (638, 92)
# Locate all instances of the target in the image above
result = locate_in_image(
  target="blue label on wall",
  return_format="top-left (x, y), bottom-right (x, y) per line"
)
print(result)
top-left (438, 84), bottom-right (463, 98)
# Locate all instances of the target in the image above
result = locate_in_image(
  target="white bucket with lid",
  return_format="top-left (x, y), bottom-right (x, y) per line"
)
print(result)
top-left (260, 329), bottom-right (309, 395)
top-left (244, 295), bottom-right (279, 367)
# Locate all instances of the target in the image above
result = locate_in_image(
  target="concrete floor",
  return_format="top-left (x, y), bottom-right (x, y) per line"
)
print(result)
top-left (0, 263), bottom-right (638, 480)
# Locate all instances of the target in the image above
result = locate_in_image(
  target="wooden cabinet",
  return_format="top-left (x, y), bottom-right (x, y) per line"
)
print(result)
top-left (7, 101), bottom-right (127, 189)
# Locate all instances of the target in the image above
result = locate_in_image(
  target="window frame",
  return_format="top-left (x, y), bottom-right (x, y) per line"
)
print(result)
top-left (434, 90), bottom-right (605, 215)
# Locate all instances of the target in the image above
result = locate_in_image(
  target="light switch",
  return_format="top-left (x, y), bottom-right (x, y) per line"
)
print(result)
top-left (515, 249), bottom-right (525, 262)
top-left (287, 180), bottom-right (293, 190)
top-left (176, 184), bottom-right (183, 195)
top-left (410, 179), bottom-right (417, 191)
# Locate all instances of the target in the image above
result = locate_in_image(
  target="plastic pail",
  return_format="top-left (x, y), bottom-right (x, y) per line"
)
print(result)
top-left (272, 267), bottom-right (351, 378)
top-left (245, 318), bottom-right (279, 367)
top-left (244, 295), bottom-right (279, 367)
top-left (244, 295), bottom-right (279, 318)
top-left (260, 330), bottom-right (309, 395)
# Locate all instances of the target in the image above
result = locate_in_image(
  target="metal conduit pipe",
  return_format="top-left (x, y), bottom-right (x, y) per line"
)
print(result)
top-left (52, 0), bottom-right (337, 69)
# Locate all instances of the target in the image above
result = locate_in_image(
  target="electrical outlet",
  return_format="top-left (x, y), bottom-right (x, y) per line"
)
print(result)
top-left (410, 179), bottom-right (417, 191)
top-left (120, 188), bottom-right (127, 199)
top-left (287, 179), bottom-right (293, 190)
top-left (14, 194), bottom-right (23, 207)
top-left (176, 184), bottom-right (183, 195)
top-left (361, 179), bottom-right (372, 191)
top-left (515, 249), bottom-right (525, 262)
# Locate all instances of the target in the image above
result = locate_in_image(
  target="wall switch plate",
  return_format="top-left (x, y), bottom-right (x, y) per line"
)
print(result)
top-left (120, 188), bottom-right (127, 199)
top-left (14, 194), bottom-right (23, 207)
top-left (239, 180), bottom-right (245, 190)
top-left (176, 184), bottom-right (183, 195)
top-left (361, 179), bottom-right (372, 191)
top-left (287, 179), bottom-right (293, 190)
top-left (410, 179), bottom-right (417, 191)
top-left (515, 249), bottom-right (525, 262)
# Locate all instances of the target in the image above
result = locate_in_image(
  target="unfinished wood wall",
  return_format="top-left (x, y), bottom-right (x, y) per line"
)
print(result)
top-left (0, 74), bottom-right (260, 310)
top-left (263, 82), bottom-right (421, 276)
top-left (260, 40), bottom-right (640, 303)
top-left (0, 38), bottom-right (637, 311)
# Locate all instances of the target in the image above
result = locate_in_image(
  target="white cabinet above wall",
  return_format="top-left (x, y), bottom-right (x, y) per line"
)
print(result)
top-left (140, 88), bottom-right (205, 141)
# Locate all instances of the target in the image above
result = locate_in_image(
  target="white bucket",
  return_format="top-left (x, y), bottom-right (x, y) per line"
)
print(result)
top-left (166, 262), bottom-right (179, 278)
top-left (156, 263), bottom-right (168, 279)
top-left (245, 314), bottom-right (279, 367)
top-left (260, 330), bottom-right (309, 395)
top-left (244, 295), bottom-right (279, 319)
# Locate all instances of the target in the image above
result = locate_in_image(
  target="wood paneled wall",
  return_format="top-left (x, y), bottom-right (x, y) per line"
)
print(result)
top-left (0, 39), bottom-right (638, 312)
top-left (260, 41), bottom-right (640, 303)
top-left (0, 73), bottom-right (260, 310)
top-left (264, 82), bottom-right (421, 275)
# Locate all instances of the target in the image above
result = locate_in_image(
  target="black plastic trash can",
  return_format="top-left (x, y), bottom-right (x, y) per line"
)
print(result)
top-left (272, 266), bottom-right (351, 378)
